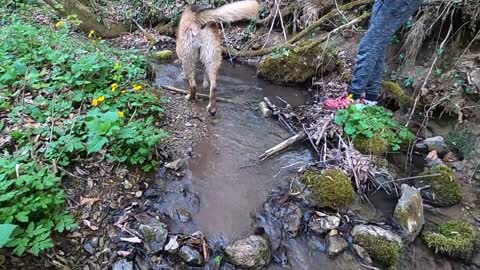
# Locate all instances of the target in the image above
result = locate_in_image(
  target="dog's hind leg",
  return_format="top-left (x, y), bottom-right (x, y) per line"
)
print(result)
top-left (182, 61), bottom-right (197, 101)
top-left (202, 69), bottom-right (209, 89)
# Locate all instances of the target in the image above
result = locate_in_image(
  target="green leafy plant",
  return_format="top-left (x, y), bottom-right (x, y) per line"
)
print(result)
top-left (335, 105), bottom-right (415, 151)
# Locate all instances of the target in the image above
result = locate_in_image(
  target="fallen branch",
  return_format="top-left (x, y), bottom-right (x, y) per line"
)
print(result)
top-left (159, 85), bottom-right (237, 104)
top-left (132, 19), bottom-right (158, 45)
top-left (222, 0), bottom-right (372, 58)
top-left (259, 132), bottom-right (307, 161)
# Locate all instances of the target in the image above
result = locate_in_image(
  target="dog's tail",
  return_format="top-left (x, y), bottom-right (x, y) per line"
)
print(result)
top-left (195, 0), bottom-right (259, 25)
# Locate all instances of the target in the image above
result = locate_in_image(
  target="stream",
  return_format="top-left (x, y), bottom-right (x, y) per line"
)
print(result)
top-left (150, 61), bottom-right (476, 270)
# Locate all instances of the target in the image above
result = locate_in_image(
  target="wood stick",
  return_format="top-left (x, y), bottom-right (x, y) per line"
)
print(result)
top-left (259, 132), bottom-right (307, 161)
top-left (159, 85), bottom-right (237, 104)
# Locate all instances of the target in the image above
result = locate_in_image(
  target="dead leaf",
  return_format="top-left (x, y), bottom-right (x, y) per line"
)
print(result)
top-left (426, 150), bottom-right (438, 161)
top-left (443, 152), bottom-right (458, 162)
top-left (80, 196), bottom-right (100, 206)
top-left (120, 237), bottom-right (142, 244)
top-left (117, 251), bottom-right (131, 257)
top-left (83, 220), bottom-right (99, 231)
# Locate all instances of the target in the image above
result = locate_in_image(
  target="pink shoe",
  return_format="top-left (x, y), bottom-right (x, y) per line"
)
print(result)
top-left (323, 94), bottom-right (365, 110)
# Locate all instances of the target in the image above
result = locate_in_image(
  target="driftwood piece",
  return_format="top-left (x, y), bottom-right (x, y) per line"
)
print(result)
top-left (259, 132), bottom-right (307, 161)
top-left (159, 85), bottom-right (237, 104)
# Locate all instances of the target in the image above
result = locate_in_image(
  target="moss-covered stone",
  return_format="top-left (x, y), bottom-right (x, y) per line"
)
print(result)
top-left (353, 133), bottom-right (391, 155)
top-left (381, 81), bottom-right (414, 107)
top-left (414, 165), bottom-right (462, 206)
top-left (302, 169), bottom-right (355, 209)
top-left (422, 220), bottom-right (477, 261)
top-left (355, 234), bottom-right (401, 268)
top-left (257, 40), bottom-right (339, 83)
top-left (152, 49), bottom-right (173, 61)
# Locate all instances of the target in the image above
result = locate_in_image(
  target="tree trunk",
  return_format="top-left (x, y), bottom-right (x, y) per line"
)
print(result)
top-left (43, 0), bottom-right (130, 38)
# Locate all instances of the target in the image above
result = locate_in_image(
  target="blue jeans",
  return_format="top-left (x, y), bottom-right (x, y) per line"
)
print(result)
top-left (349, 0), bottom-right (421, 101)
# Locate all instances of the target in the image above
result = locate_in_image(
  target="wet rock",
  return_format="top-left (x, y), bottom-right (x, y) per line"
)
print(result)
top-left (416, 136), bottom-right (448, 154)
top-left (308, 212), bottom-right (340, 235)
top-left (165, 158), bottom-right (186, 171)
top-left (352, 244), bottom-right (372, 264)
top-left (225, 235), bottom-right (272, 269)
top-left (302, 169), bottom-right (355, 209)
top-left (394, 184), bottom-right (424, 243)
top-left (352, 225), bottom-right (402, 268)
top-left (139, 220), bottom-right (168, 253)
top-left (326, 235), bottom-right (348, 256)
top-left (179, 245), bottom-right (203, 266)
top-left (83, 237), bottom-right (98, 255)
top-left (165, 235), bottom-right (180, 253)
top-left (278, 203), bottom-right (303, 237)
top-left (176, 208), bottom-right (191, 223)
top-left (112, 259), bottom-right (133, 270)
top-left (258, 101), bottom-right (272, 118)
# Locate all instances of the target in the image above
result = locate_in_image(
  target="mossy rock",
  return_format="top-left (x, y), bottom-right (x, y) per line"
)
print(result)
top-left (353, 133), bottom-right (391, 156)
top-left (152, 49), bottom-right (173, 61)
top-left (355, 234), bottom-right (401, 268)
top-left (422, 220), bottom-right (477, 261)
top-left (414, 165), bottom-right (462, 207)
top-left (257, 40), bottom-right (339, 83)
top-left (302, 169), bottom-right (355, 209)
top-left (381, 81), bottom-right (414, 107)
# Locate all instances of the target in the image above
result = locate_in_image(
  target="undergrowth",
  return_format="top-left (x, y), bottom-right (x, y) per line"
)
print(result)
top-left (0, 17), bottom-right (168, 256)
top-left (335, 105), bottom-right (414, 152)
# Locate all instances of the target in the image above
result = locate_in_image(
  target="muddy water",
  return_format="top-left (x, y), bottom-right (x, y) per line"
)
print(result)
top-left (154, 62), bottom-right (312, 236)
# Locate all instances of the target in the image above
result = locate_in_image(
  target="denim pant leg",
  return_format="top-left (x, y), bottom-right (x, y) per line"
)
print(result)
top-left (349, 0), bottom-right (422, 100)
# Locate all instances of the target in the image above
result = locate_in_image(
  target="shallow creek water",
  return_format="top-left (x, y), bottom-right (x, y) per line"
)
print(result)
top-left (152, 61), bottom-right (475, 270)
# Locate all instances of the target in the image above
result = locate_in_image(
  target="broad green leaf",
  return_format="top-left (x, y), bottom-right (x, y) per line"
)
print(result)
top-left (0, 224), bottom-right (17, 248)
top-left (87, 135), bottom-right (108, 154)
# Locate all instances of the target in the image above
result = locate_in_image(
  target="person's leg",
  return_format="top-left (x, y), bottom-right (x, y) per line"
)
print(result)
top-left (363, 0), bottom-right (422, 102)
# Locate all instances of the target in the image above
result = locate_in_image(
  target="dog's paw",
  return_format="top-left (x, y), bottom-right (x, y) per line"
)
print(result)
top-left (207, 104), bottom-right (217, 117)
top-left (185, 94), bottom-right (197, 101)
top-left (202, 81), bottom-right (210, 89)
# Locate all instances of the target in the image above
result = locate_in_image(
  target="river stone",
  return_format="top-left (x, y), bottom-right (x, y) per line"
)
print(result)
top-left (258, 101), bottom-right (272, 118)
top-left (83, 237), bottom-right (98, 255)
top-left (352, 244), bottom-right (372, 264)
top-left (165, 158), bottom-right (186, 171)
top-left (351, 225), bottom-right (402, 247)
top-left (112, 259), bottom-right (133, 270)
top-left (139, 220), bottom-right (168, 253)
top-left (394, 184), bottom-right (424, 243)
top-left (278, 202), bottom-right (303, 237)
top-left (176, 208), bottom-right (192, 223)
top-left (326, 235), bottom-right (348, 256)
top-left (225, 235), bottom-right (272, 269)
top-left (416, 136), bottom-right (448, 154)
top-left (179, 245), bottom-right (203, 266)
top-left (308, 213), bottom-right (340, 235)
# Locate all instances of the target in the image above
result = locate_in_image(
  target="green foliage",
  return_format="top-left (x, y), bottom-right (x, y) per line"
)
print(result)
top-left (417, 165), bottom-right (462, 206)
top-left (0, 157), bottom-right (77, 256)
top-left (355, 234), bottom-right (400, 268)
top-left (0, 19), bottom-right (169, 256)
top-left (335, 105), bottom-right (415, 152)
top-left (446, 129), bottom-right (475, 158)
top-left (302, 169), bottom-right (355, 209)
top-left (422, 220), bottom-right (477, 260)
top-left (0, 224), bottom-right (18, 248)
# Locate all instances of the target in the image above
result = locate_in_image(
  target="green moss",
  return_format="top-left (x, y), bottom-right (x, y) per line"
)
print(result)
top-left (353, 133), bottom-right (390, 155)
top-left (257, 40), bottom-right (338, 83)
top-left (355, 234), bottom-right (401, 268)
top-left (422, 220), bottom-right (477, 260)
top-left (302, 169), bottom-right (355, 208)
top-left (381, 81), bottom-right (413, 107)
top-left (151, 49), bottom-right (173, 61)
top-left (417, 165), bottom-right (462, 206)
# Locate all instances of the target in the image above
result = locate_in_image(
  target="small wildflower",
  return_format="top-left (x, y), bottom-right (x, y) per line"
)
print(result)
top-left (55, 20), bottom-right (65, 29)
top-left (121, 90), bottom-right (126, 94)
top-left (88, 30), bottom-right (95, 38)
top-left (114, 62), bottom-right (122, 70)
top-left (118, 111), bottom-right (125, 118)
top-left (132, 84), bottom-right (143, 91)
top-left (111, 83), bottom-right (119, 92)
top-left (97, 96), bottom-right (105, 102)
top-left (92, 98), bottom-right (99, 107)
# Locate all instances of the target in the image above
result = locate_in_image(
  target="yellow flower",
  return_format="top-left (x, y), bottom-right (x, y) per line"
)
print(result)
top-left (111, 83), bottom-right (119, 92)
top-left (97, 96), bottom-right (105, 102)
top-left (121, 90), bottom-right (126, 94)
top-left (114, 62), bottom-right (122, 70)
top-left (118, 111), bottom-right (125, 118)
top-left (92, 98), bottom-right (99, 107)
top-left (55, 20), bottom-right (65, 29)
top-left (88, 30), bottom-right (95, 38)
top-left (132, 84), bottom-right (143, 91)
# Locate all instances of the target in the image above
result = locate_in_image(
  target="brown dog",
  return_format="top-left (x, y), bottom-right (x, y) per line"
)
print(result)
top-left (175, 0), bottom-right (259, 116)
